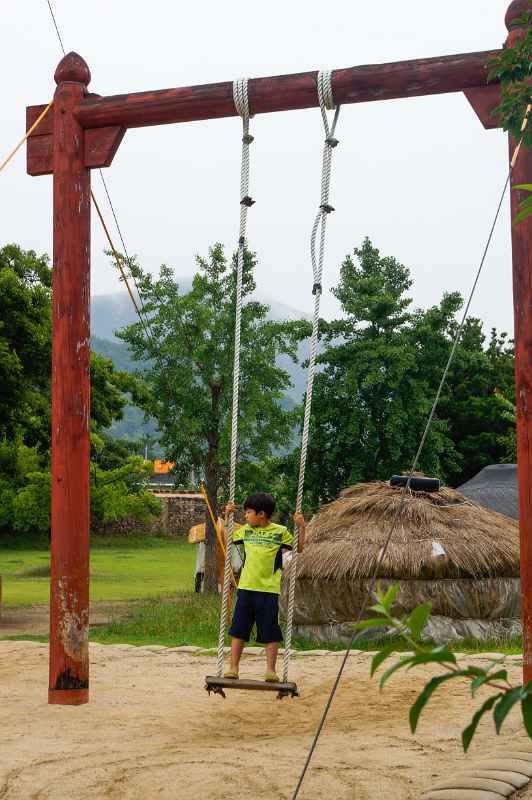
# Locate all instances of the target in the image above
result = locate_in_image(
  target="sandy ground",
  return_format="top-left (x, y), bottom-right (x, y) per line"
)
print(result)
top-left (1, 643), bottom-right (530, 800)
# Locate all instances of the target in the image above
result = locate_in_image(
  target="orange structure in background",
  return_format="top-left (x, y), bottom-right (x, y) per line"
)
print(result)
top-left (153, 460), bottom-right (176, 474)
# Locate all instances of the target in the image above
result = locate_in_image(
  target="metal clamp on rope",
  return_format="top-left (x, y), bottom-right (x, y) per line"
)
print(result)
top-left (312, 282), bottom-right (322, 295)
top-left (240, 195), bottom-right (255, 207)
top-left (325, 136), bottom-right (339, 148)
top-left (320, 203), bottom-right (335, 214)
top-left (242, 133), bottom-right (254, 145)
top-left (238, 235), bottom-right (246, 246)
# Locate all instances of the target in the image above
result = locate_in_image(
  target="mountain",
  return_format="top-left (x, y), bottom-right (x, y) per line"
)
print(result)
top-left (90, 289), bottom-right (311, 443)
top-left (90, 289), bottom-right (311, 399)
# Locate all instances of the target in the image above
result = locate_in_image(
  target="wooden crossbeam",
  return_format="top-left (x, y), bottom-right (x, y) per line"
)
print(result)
top-left (73, 49), bottom-right (500, 131)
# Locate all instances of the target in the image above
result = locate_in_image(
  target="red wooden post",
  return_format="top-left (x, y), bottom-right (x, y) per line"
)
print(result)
top-left (49, 53), bottom-right (92, 705)
top-left (506, 1), bottom-right (532, 683)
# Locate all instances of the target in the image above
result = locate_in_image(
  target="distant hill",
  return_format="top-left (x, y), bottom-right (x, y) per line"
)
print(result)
top-left (91, 288), bottom-right (311, 444)
top-left (91, 289), bottom-right (310, 400)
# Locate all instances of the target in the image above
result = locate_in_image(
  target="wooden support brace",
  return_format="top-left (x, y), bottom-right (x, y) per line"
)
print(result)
top-left (26, 104), bottom-right (125, 176)
top-left (464, 85), bottom-right (502, 129)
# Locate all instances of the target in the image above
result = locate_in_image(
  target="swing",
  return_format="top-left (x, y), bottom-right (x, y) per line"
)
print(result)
top-left (205, 72), bottom-right (341, 699)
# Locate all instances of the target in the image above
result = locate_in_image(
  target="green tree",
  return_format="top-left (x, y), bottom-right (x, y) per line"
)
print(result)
top-left (0, 244), bottom-right (52, 450)
top-left (0, 243), bottom-right (159, 537)
top-left (437, 325), bottom-right (516, 485)
top-left (304, 239), bottom-right (516, 503)
top-left (118, 244), bottom-right (310, 591)
top-left (304, 239), bottom-right (457, 504)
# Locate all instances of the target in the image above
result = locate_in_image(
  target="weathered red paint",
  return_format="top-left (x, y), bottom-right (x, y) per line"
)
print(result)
top-left (26, 105), bottom-right (125, 176)
top-left (49, 53), bottom-right (91, 705)
top-left (463, 85), bottom-right (502, 129)
top-left (511, 136), bottom-right (532, 683)
top-left (72, 50), bottom-right (499, 131)
top-left (505, 0), bottom-right (532, 684)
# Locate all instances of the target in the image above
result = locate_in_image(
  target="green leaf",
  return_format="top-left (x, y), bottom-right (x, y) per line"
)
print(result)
top-left (462, 694), bottom-right (502, 752)
top-left (513, 208), bottom-right (532, 224)
top-left (514, 184), bottom-right (532, 191)
top-left (406, 602), bottom-right (432, 641)
top-left (379, 656), bottom-right (415, 689)
top-left (371, 644), bottom-right (397, 677)
top-left (410, 671), bottom-right (472, 733)
top-left (493, 686), bottom-right (526, 734)
top-left (380, 583), bottom-right (400, 613)
top-left (368, 603), bottom-right (389, 617)
top-left (470, 670), bottom-right (508, 697)
top-left (351, 617), bottom-right (389, 631)
top-left (407, 648), bottom-right (457, 669)
top-left (521, 684), bottom-right (532, 739)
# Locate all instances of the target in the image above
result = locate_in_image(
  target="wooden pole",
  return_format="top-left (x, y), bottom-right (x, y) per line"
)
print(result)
top-left (506, 0), bottom-right (532, 683)
top-left (75, 49), bottom-right (500, 131)
top-left (49, 53), bottom-right (92, 705)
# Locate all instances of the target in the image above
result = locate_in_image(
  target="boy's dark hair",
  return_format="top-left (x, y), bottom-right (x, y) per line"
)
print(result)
top-left (243, 492), bottom-right (276, 517)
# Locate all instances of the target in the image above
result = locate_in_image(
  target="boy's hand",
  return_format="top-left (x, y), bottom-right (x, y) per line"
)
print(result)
top-left (293, 512), bottom-right (305, 529)
top-left (225, 501), bottom-right (237, 521)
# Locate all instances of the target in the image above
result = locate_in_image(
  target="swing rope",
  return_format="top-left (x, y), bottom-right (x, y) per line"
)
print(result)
top-left (282, 71), bottom-right (341, 683)
top-left (216, 77), bottom-right (254, 678)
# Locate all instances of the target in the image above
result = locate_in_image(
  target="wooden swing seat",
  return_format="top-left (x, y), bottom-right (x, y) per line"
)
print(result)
top-left (205, 675), bottom-right (299, 699)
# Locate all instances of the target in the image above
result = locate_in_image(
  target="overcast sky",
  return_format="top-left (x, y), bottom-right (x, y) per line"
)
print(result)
top-left (3, 1), bottom-right (515, 333)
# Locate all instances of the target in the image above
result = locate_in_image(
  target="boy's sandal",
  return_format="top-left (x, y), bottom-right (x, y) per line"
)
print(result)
top-left (224, 669), bottom-right (239, 680)
top-left (264, 671), bottom-right (280, 683)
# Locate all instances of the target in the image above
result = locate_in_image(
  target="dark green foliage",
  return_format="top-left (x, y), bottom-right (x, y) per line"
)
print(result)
top-left (488, 5), bottom-right (532, 148)
top-left (0, 244), bottom-right (52, 450)
top-left (0, 244), bottom-right (159, 536)
top-left (302, 239), bottom-right (515, 503)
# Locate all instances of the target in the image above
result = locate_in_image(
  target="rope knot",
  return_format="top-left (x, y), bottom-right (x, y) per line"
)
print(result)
top-left (233, 77), bottom-right (251, 121)
top-left (325, 136), bottom-right (339, 148)
top-left (312, 282), bottom-right (322, 295)
top-left (320, 203), bottom-right (335, 214)
top-left (242, 133), bottom-right (254, 145)
top-left (240, 195), bottom-right (255, 207)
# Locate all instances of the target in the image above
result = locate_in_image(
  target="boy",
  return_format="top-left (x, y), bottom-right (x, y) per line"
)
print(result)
top-left (223, 492), bottom-right (306, 683)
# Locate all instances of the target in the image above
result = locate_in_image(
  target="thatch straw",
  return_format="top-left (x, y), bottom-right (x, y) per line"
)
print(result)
top-left (297, 482), bottom-right (520, 581)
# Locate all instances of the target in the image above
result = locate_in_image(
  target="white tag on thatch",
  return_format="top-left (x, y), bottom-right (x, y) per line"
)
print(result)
top-left (431, 540), bottom-right (446, 557)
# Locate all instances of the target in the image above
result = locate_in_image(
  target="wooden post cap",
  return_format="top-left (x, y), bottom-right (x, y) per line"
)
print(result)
top-left (506, 0), bottom-right (530, 29)
top-left (54, 52), bottom-right (91, 86)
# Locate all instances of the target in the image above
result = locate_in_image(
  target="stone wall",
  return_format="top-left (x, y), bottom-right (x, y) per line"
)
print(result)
top-left (156, 493), bottom-right (206, 537)
top-left (94, 492), bottom-right (206, 537)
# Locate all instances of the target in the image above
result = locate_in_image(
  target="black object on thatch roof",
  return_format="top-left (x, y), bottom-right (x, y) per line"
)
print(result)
top-left (296, 481), bottom-right (519, 582)
top-left (458, 464), bottom-right (518, 521)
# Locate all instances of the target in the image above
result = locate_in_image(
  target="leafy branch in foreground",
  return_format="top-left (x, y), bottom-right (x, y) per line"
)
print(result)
top-left (488, 6), bottom-right (532, 148)
top-left (355, 584), bottom-right (532, 751)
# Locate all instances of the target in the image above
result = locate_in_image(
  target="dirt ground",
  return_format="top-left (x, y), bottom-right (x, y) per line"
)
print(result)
top-left (0, 602), bottom-right (123, 637)
top-left (0, 642), bottom-right (530, 800)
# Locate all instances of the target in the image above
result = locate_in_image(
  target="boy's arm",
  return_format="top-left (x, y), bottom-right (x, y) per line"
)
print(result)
top-left (293, 512), bottom-right (306, 553)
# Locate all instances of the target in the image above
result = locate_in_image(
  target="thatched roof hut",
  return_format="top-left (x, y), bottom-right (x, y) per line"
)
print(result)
top-left (281, 481), bottom-right (521, 644)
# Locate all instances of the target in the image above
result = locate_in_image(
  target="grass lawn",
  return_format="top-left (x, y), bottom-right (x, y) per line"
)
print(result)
top-left (0, 534), bottom-right (524, 655)
top-left (0, 535), bottom-right (196, 607)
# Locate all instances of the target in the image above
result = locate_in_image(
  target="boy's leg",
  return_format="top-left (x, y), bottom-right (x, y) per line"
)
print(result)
top-left (255, 593), bottom-right (283, 681)
top-left (226, 590), bottom-right (254, 678)
top-left (230, 637), bottom-right (245, 672)
top-left (265, 641), bottom-right (279, 673)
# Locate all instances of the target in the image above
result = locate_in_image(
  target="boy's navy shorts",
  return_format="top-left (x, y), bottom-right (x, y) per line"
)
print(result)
top-left (229, 589), bottom-right (283, 644)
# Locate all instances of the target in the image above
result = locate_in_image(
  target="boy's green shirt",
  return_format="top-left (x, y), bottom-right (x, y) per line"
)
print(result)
top-left (232, 521), bottom-right (293, 594)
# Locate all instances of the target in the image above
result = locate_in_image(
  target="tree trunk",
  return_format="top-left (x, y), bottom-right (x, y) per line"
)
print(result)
top-left (203, 448), bottom-right (219, 593)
